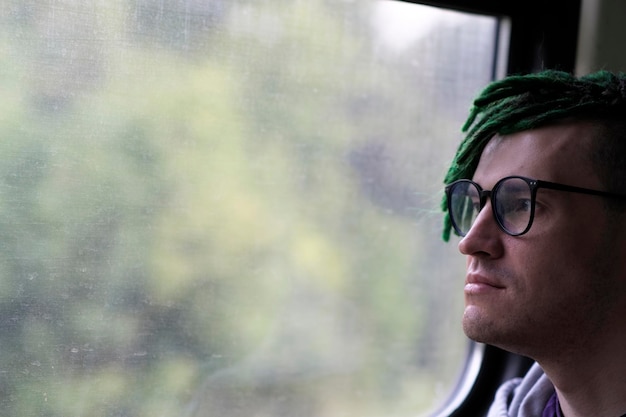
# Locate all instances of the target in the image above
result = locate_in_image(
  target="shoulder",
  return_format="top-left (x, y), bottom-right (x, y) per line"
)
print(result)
top-left (487, 363), bottom-right (555, 417)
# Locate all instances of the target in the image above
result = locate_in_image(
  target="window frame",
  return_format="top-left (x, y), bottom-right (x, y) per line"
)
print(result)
top-left (404, 0), bottom-right (581, 75)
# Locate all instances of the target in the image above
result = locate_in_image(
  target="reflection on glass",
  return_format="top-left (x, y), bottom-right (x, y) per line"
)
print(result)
top-left (0, 1), bottom-right (497, 416)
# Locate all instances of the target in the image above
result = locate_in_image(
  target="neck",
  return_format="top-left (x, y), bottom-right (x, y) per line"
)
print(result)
top-left (536, 317), bottom-right (626, 417)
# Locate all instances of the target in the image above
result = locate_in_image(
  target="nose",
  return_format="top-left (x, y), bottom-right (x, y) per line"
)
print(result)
top-left (458, 201), bottom-right (504, 258)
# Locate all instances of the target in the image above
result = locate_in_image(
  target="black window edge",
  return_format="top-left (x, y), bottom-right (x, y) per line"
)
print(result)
top-left (399, 0), bottom-right (581, 75)
top-left (429, 343), bottom-right (534, 417)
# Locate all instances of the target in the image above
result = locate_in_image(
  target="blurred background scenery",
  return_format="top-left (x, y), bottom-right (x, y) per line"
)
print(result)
top-left (0, 0), bottom-right (496, 415)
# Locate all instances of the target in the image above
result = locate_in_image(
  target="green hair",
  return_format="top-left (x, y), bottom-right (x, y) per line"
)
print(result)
top-left (442, 69), bottom-right (626, 241)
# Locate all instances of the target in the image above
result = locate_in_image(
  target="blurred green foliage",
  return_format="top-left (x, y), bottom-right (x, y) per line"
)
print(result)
top-left (0, 0), bottom-right (486, 415)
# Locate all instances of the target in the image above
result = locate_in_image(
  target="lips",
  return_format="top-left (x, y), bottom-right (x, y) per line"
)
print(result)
top-left (464, 273), bottom-right (505, 294)
top-left (466, 273), bottom-right (504, 287)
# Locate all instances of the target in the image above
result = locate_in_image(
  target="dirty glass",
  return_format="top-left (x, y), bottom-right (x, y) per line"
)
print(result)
top-left (0, 0), bottom-right (498, 416)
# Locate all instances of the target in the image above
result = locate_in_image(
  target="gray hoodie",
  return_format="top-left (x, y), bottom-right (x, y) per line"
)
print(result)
top-left (487, 363), bottom-right (555, 417)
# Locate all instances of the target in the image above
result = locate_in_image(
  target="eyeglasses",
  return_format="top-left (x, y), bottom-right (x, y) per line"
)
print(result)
top-left (445, 175), bottom-right (626, 237)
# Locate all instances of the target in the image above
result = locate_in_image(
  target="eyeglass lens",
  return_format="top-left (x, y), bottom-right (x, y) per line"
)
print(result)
top-left (448, 177), bottom-right (533, 236)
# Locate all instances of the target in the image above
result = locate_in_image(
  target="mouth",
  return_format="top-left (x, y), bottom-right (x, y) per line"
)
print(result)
top-left (464, 273), bottom-right (505, 294)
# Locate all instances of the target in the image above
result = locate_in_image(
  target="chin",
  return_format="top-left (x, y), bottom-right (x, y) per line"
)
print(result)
top-left (462, 325), bottom-right (490, 344)
top-left (462, 307), bottom-right (501, 345)
top-left (463, 321), bottom-right (533, 357)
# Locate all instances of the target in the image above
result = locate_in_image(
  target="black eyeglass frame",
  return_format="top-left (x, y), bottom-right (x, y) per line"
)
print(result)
top-left (445, 175), bottom-right (626, 237)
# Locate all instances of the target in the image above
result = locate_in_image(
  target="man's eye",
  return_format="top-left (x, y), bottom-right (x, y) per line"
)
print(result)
top-left (513, 199), bottom-right (532, 212)
top-left (499, 198), bottom-right (531, 214)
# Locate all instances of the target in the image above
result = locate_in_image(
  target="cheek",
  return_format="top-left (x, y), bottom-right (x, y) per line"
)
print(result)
top-left (510, 234), bottom-right (588, 297)
top-left (521, 223), bottom-right (616, 313)
top-left (526, 207), bottom-right (601, 273)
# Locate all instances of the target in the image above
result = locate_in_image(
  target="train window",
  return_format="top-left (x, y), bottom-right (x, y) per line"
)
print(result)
top-left (2, 0), bottom-right (501, 416)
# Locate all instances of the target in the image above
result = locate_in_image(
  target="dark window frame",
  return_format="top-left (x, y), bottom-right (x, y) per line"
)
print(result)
top-left (403, 0), bottom-right (581, 75)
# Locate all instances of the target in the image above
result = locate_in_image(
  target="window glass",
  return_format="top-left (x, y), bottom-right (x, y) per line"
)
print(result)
top-left (0, 1), bottom-right (498, 416)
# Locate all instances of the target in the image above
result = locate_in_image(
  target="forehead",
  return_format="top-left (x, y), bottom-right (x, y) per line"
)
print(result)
top-left (473, 121), bottom-right (600, 187)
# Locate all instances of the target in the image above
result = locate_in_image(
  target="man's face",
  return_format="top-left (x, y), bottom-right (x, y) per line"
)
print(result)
top-left (459, 121), bottom-right (626, 359)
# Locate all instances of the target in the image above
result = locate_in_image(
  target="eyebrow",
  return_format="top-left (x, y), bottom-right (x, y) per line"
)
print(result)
top-left (499, 183), bottom-right (528, 193)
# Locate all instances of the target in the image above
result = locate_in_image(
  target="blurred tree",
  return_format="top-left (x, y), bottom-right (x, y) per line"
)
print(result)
top-left (0, 0), bottom-right (474, 416)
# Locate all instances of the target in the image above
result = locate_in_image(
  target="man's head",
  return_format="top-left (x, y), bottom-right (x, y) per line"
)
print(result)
top-left (443, 70), bottom-right (626, 359)
top-left (442, 70), bottom-right (626, 241)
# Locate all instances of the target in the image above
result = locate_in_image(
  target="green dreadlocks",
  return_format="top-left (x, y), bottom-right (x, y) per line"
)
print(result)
top-left (442, 69), bottom-right (626, 241)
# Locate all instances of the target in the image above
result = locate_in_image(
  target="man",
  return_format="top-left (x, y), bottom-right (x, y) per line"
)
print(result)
top-left (442, 70), bottom-right (626, 417)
